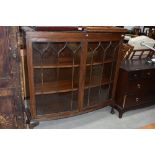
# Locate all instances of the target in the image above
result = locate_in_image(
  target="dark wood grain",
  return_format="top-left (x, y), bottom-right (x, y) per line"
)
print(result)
top-left (0, 27), bottom-right (24, 128)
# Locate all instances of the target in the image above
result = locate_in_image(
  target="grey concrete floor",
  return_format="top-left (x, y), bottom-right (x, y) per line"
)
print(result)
top-left (35, 105), bottom-right (155, 129)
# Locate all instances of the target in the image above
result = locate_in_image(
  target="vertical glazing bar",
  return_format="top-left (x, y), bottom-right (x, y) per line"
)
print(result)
top-left (98, 42), bottom-right (112, 100)
top-left (70, 43), bottom-right (81, 111)
top-left (57, 42), bottom-right (68, 113)
top-left (40, 54), bottom-right (44, 91)
top-left (57, 42), bottom-right (68, 81)
top-left (40, 43), bottom-right (50, 114)
top-left (78, 41), bottom-right (87, 111)
top-left (33, 42), bottom-right (51, 94)
top-left (107, 42), bottom-right (119, 99)
top-left (87, 42), bottom-right (101, 106)
top-left (70, 52), bottom-right (75, 111)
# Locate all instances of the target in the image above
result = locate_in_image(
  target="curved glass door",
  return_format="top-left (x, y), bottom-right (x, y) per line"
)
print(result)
top-left (32, 42), bottom-right (81, 116)
top-left (83, 41), bottom-right (120, 108)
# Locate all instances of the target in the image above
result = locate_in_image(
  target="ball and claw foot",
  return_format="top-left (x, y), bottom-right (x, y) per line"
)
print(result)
top-left (119, 112), bottom-right (123, 118)
top-left (111, 107), bottom-right (115, 114)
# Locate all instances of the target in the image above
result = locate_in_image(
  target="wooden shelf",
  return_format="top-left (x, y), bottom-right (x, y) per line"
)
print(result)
top-left (35, 78), bottom-right (113, 95)
top-left (85, 78), bottom-right (113, 89)
top-left (34, 63), bottom-right (79, 69)
top-left (35, 80), bottom-right (78, 95)
top-left (33, 59), bottom-right (114, 69)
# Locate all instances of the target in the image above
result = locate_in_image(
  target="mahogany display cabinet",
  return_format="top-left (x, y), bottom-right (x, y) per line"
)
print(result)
top-left (23, 26), bottom-right (126, 120)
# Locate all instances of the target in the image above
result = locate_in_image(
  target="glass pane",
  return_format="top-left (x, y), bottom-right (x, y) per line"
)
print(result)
top-left (84, 41), bottom-right (119, 108)
top-left (105, 41), bottom-right (119, 60)
top-left (36, 91), bottom-right (78, 115)
top-left (83, 84), bottom-right (113, 107)
top-left (103, 63), bottom-right (116, 81)
top-left (32, 42), bottom-right (81, 116)
top-left (33, 42), bottom-right (80, 66)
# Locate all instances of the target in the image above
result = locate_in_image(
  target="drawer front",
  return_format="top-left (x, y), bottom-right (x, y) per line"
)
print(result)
top-left (128, 71), bottom-right (141, 80)
top-left (123, 92), bottom-right (155, 108)
top-left (142, 69), bottom-right (154, 79)
top-left (127, 80), bottom-right (151, 93)
top-left (128, 69), bottom-right (155, 80)
top-left (123, 95), bottom-right (141, 108)
top-left (127, 79), bottom-right (155, 94)
top-left (141, 91), bottom-right (155, 103)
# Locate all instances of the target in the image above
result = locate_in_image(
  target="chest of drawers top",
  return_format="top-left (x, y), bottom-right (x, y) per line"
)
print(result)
top-left (120, 60), bottom-right (155, 80)
top-left (121, 59), bottom-right (155, 72)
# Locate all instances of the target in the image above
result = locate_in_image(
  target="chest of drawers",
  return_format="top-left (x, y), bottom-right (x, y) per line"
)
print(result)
top-left (114, 59), bottom-right (155, 118)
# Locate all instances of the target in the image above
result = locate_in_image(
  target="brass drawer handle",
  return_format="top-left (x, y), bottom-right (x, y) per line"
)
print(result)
top-left (136, 97), bottom-right (140, 102)
top-left (147, 72), bottom-right (151, 76)
top-left (137, 84), bottom-right (141, 88)
top-left (134, 74), bottom-right (137, 77)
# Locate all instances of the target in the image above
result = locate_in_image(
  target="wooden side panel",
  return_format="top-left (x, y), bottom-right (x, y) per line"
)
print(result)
top-left (0, 27), bottom-right (10, 79)
top-left (0, 26), bottom-right (24, 129)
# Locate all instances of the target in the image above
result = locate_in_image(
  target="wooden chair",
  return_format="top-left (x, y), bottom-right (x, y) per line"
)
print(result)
top-left (120, 43), bottom-right (155, 62)
top-left (119, 43), bottom-right (134, 62)
top-left (126, 48), bottom-right (154, 60)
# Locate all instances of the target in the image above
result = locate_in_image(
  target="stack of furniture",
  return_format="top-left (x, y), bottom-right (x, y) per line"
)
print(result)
top-left (143, 26), bottom-right (155, 39)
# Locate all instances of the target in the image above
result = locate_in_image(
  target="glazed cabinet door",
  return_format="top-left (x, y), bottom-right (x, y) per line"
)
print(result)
top-left (26, 33), bottom-right (83, 119)
top-left (0, 27), bottom-right (24, 128)
top-left (83, 34), bottom-right (122, 109)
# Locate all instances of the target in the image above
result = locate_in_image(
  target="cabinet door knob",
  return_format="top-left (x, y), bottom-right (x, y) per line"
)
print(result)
top-left (137, 83), bottom-right (141, 88)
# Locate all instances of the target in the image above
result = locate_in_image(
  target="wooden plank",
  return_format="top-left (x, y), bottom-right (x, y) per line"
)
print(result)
top-left (0, 89), bottom-right (13, 97)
